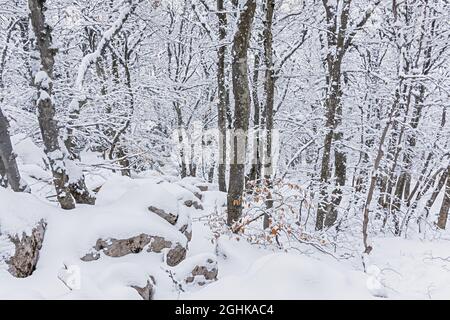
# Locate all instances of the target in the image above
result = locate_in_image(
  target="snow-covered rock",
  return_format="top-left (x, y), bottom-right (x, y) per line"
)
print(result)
top-left (81, 234), bottom-right (186, 267)
top-left (173, 253), bottom-right (218, 287)
top-left (0, 188), bottom-right (52, 278)
top-left (131, 276), bottom-right (156, 300)
top-left (6, 220), bottom-right (46, 278)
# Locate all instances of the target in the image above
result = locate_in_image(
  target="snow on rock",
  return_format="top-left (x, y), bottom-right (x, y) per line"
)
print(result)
top-left (6, 220), bottom-right (46, 278)
top-left (81, 233), bottom-right (186, 267)
top-left (0, 188), bottom-right (52, 278)
top-left (0, 172), bottom-right (204, 298)
top-left (172, 253), bottom-right (218, 288)
top-left (131, 276), bottom-right (156, 300)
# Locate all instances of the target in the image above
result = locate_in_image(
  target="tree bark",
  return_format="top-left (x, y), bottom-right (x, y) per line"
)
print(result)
top-left (248, 51), bottom-right (262, 183)
top-left (0, 108), bottom-right (28, 192)
top-left (262, 0), bottom-right (275, 230)
top-left (362, 95), bottom-right (398, 254)
top-left (424, 168), bottom-right (449, 219)
top-left (316, 0), bottom-right (350, 230)
top-left (437, 167), bottom-right (450, 229)
top-left (227, 0), bottom-right (256, 226)
top-left (316, 0), bottom-right (379, 230)
top-left (28, 0), bottom-right (75, 209)
top-left (216, 0), bottom-right (228, 192)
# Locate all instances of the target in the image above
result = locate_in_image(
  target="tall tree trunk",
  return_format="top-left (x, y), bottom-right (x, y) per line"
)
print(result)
top-left (0, 19), bottom-right (28, 193)
top-left (248, 51), bottom-right (261, 183)
top-left (316, 0), bottom-right (350, 230)
top-left (316, 0), bottom-right (379, 230)
top-left (262, 0), bottom-right (275, 229)
top-left (28, 0), bottom-right (75, 209)
top-left (362, 93), bottom-right (398, 254)
top-left (227, 0), bottom-right (256, 227)
top-left (0, 108), bottom-right (28, 192)
top-left (216, 0), bottom-right (227, 192)
top-left (63, 1), bottom-right (139, 203)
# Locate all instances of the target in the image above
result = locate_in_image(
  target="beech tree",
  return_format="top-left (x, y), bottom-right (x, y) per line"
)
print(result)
top-left (227, 0), bottom-right (257, 226)
top-left (28, 0), bottom-right (76, 209)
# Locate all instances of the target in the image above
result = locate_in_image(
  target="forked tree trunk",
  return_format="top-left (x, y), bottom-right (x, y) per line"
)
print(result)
top-left (316, 0), bottom-right (379, 230)
top-left (227, 0), bottom-right (256, 226)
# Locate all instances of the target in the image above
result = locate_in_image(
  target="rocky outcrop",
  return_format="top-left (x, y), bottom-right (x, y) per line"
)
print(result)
top-left (147, 205), bottom-right (192, 241)
top-left (179, 224), bottom-right (192, 242)
top-left (6, 220), bottom-right (46, 278)
top-left (131, 276), bottom-right (156, 300)
top-left (148, 205), bottom-right (178, 225)
top-left (183, 199), bottom-right (203, 210)
top-left (81, 233), bottom-right (186, 266)
top-left (196, 184), bottom-right (209, 192)
top-left (176, 254), bottom-right (218, 287)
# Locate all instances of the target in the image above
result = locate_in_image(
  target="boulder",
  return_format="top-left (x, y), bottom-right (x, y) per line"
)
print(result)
top-left (183, 199), bottom-right (203, 210)
top-left (148, 205), bottom-right (178, 225)
top-left (179, 224), bottom-right (192, 241)
top-left (196, 184), bottom-right (209, 192)
top-left (131, 276), bottom-right (156, 300)
top-left (6, 220), bottom-right (46, 278)
top-left (81, 233), bottom-right (186, 267)
top-left (175, 254), bottom-right (218, 287)
top-left (185, 258), bottom-right (218, 285)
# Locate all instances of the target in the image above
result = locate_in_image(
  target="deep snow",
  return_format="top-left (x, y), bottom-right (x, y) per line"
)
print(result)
top-left (1, 136), bottom-right (450, 300)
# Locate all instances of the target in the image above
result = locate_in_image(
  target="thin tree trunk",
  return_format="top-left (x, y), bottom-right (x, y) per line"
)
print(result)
top-left (249, 51), bottom-right (261, 183)
top-left (227, 0), bottom-right (256, 226)
top-left (437, 168), bottom-right (450, 229)
top-left (0, 108), bottom-right (28, 192)
top-left (424, 168), bottom-right (449, 219)
top-left (175, 102), bottom-right (188, 178)
top-left (0, 19), bottom-right (28, 193)
top-left (216, 0), bottom-right (228, 192)
top-left (316, 0), bottom-right (380, 230)
top-left (362, 96), bottom-right (398, 254)
top-left (316, 0), bottom-right (350, 230)
top-left (262, 0), bottom-right (275, 230)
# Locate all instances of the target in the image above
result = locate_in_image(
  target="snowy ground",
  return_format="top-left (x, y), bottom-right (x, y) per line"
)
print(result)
top-left (1, 136), bottom-right (450, 300)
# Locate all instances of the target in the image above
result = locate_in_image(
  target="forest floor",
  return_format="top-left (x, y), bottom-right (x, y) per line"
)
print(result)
top-left (1, 136), bottom-right (450, 299)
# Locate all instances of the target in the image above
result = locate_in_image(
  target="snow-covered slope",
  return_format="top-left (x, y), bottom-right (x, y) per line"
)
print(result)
top-left (2, 174), bottom-right (450, 299)
top-left (1, 137), bottom-right (450, 299)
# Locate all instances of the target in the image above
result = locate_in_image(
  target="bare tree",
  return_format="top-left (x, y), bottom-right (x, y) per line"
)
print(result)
top-left (316, 0), bottom-right (380, 230)
top-left (216, 0), bottom-right (228, 192)
top-left (227, 0), bottom-right (256, 226)
top-left (437, 166), bottom-right (450, 230)
top-left (262, 0), bottom-right (275, 229)
top-left (28, 0), bottom-right (75, 209)
top-left (0, 108), bottom-right (27, 192)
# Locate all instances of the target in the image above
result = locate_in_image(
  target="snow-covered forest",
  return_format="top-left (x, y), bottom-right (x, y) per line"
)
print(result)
top-left (0, 0), bottom-right (449, 299)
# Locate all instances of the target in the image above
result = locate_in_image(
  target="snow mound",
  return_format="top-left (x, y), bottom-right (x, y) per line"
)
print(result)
top-left (0, 174), bottom-right (204, 299)
top-left (0, 188), bottom-right (52, 236)
top-left (184, 253), bottom-right (373, 300)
